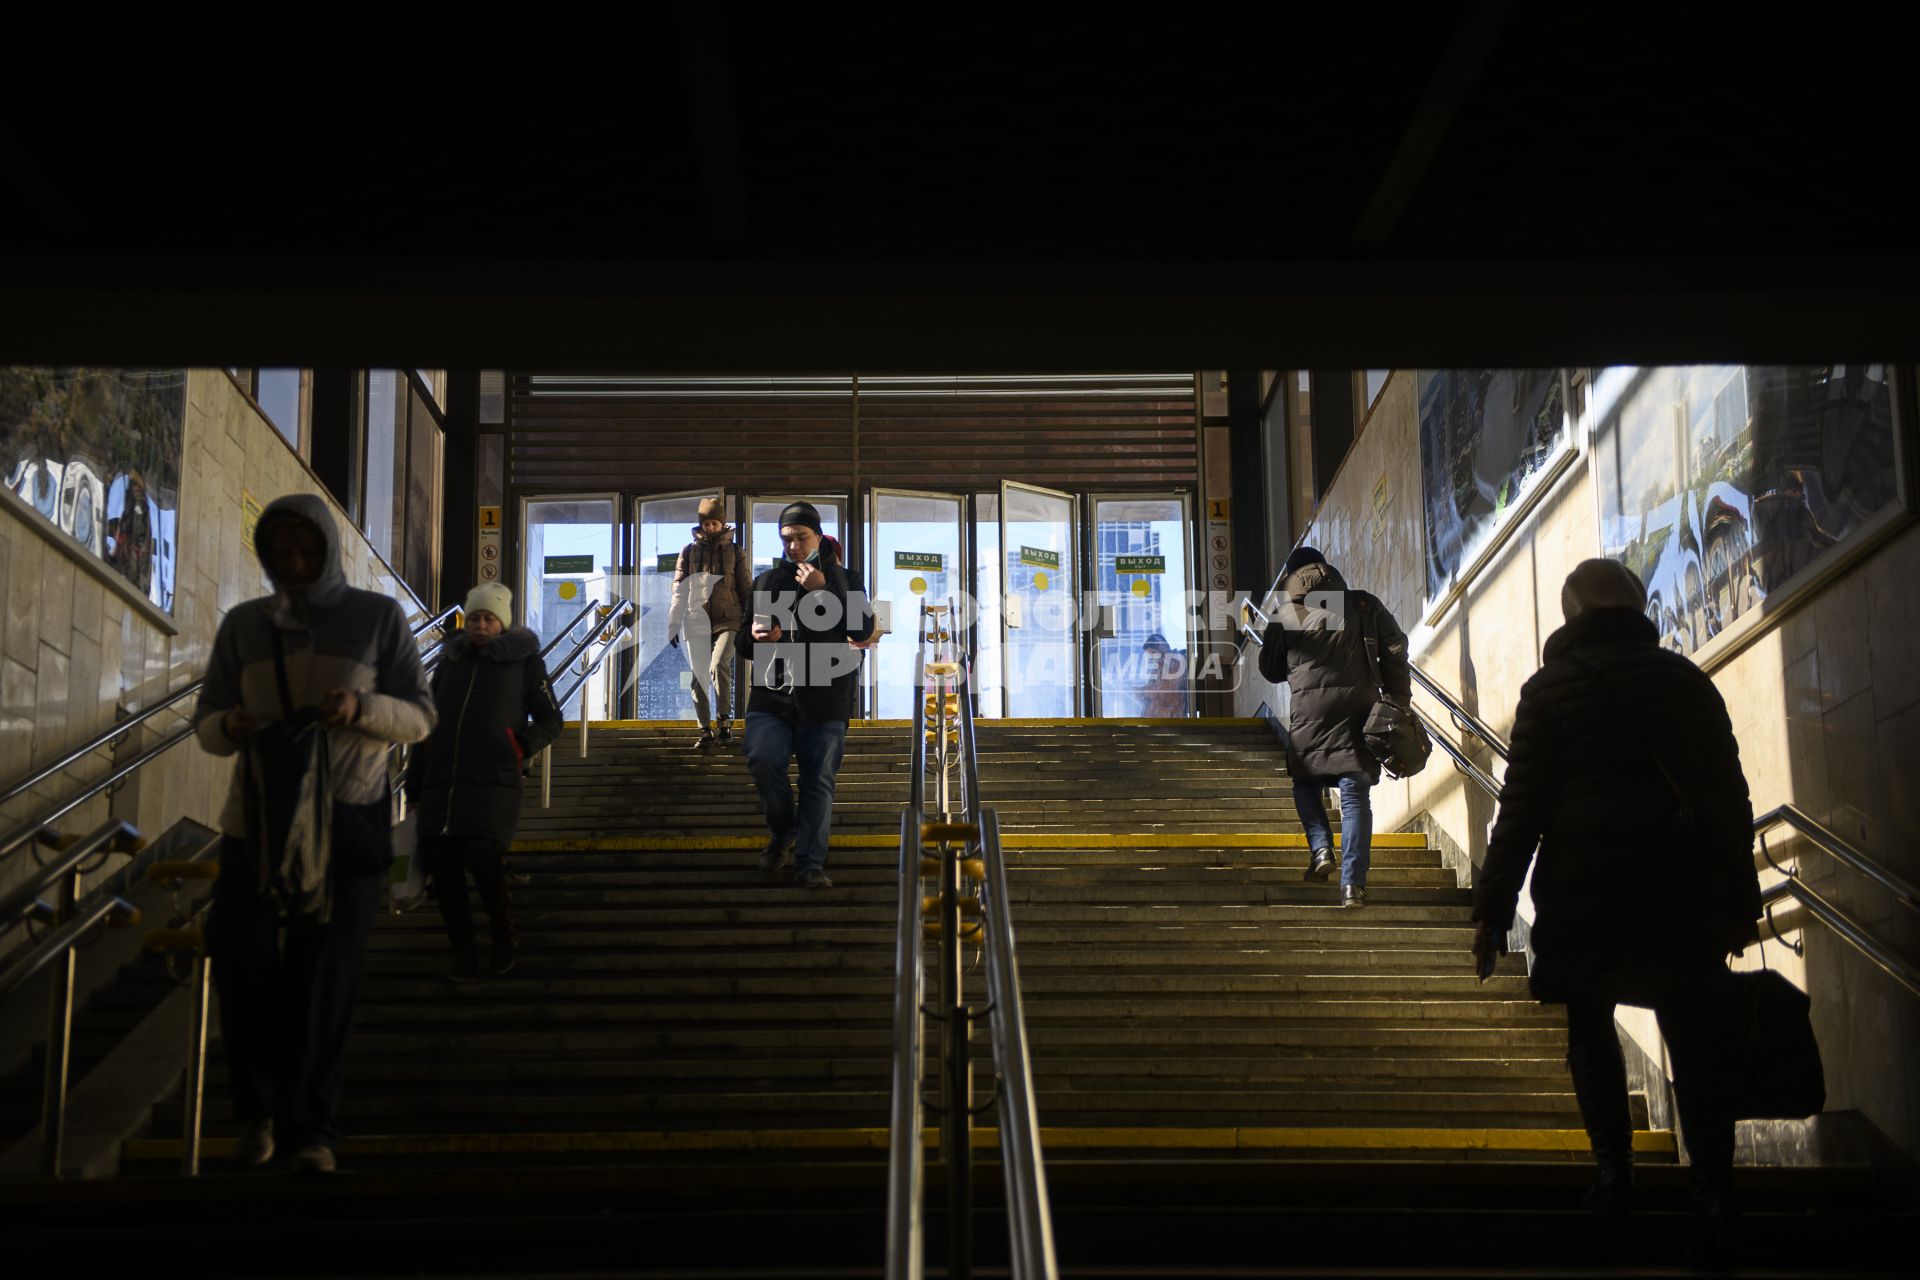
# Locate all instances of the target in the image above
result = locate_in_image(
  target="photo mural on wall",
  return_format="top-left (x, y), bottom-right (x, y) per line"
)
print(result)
top-left (1418, 368), bottom-right (1572, 606)
top-left (1592, 365), bottom-right (1900, 658)
top-left (0, 367), bottom-right (186, 612)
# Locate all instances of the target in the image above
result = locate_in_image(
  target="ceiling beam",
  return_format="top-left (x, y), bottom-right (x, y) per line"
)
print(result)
top-left (1351, 0), bottom-right (1516, 246)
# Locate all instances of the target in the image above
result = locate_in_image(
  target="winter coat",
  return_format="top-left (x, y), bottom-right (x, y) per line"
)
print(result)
top-left (1257, 561), bottom-right (1410, 783)
top-left (405, 625), bottom-right (564, 846)
top-left (735, 545), bottom-right (875, 724)
top-left (668, 526), bottom-right (750, 635)
top-left (1471, 607), bottom-right (1762, 998)
top-left (195, 493), bottom-right (437, 839)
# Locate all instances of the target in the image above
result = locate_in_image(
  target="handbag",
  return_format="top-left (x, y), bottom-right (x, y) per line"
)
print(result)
top-left (1721, 964), bottom-right (1826, 1119)
top-left (1357, 597), bottom-right (1431, 779)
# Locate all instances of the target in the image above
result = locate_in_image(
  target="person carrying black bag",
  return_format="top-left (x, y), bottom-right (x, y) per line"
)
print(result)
top-left (194, 495), bottom-right (437, 1175)
top-left (1469, 558), bottom-right (1762, 1270)
top-left (406, 583), bottom-right (564, 981)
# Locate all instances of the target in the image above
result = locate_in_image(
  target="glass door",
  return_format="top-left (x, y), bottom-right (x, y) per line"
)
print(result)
top-left (1091, 494), bottom-right (1195, 717)
top-left (520, 495), bottom-right (617, 720)
top-left (632, 488), bottom-right (724, 721)
top-left (867, 488), bottom-right (965, 719)
top-left (1000, 481), bottom-right (1082, 717)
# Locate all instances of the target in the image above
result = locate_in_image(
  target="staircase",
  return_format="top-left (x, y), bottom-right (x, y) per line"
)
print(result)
top-left (984, 719), bottom-right (1616, 1155)
top-left (6, 717), bottom-right (1910, 1275)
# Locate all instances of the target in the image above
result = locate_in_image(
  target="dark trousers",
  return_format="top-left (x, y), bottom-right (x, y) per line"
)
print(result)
top-left (428, 835), bottom-right (512, 953)
top-left (206, 838), bottom-right (385, 1153)
top-left (1562, 961), bottom-right (1734, 1194)
top-left (744, 712), bottom-right (848, 873)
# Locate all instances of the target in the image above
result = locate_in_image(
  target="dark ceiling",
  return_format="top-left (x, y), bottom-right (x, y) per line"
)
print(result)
top-left (3, 5), bottom-right (1916, 367)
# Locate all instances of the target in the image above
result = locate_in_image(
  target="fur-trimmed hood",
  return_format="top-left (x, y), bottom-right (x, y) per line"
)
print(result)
top-left (443, 624), bottom-right (542, 663)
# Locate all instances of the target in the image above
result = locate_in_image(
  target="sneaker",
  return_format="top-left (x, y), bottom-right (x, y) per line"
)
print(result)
top-left (490, 936), bottom-right (517, 977)
top-left (757, 838), bottom-right (796, 874)
top-left (1304, 848), bottom-right (1335, 882)
top-left (693, 727), bottom-right (715, 751)
top-left (443, 951), bottom-right (481, 984)
top-left (796, 867), bottom-right (834, 890)
top-left (290, 1144), bottom-right (337, 1175)
top-left (1341, 885), bottom-right (1368, 909)
top-left (716, 723), bottom-right (734, 745)
top-left (231, 1120), bottom-right (274, 1169)
top-left (1579, 1164), bottom-right (1634, 1214)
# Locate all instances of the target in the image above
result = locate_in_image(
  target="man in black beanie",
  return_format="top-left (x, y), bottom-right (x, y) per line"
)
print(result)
top-left (736, 502), bottom-right (877, 888)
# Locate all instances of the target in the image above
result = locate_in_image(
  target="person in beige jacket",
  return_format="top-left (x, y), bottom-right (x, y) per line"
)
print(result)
top-left (667, 496), bottom-right (750, 750)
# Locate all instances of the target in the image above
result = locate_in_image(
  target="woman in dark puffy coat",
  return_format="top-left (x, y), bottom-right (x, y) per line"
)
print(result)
top-left (1471, 559), bottom-right (1759, 1266)
top-left (406, 584), bottom-right (564, 981)
top-left (1258, 546), bottom-right (1411, 907)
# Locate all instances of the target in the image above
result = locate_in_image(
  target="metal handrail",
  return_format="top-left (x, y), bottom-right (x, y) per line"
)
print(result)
top-left (0, 889), bottom-right (140, 1000)
top-left (887, 611), bottom-right (934, 1280)
top-left (552, 605), bottom-right (636, 709)
top-left (0, 609), bottom-right (459, 866)
top-left (1761, 876), bottom-right (1920, 1000)
top-left (1, 822), bottom-right (145, 938)
top-left (0, 685), bottom-right (199, 815)
top-left (978, 808), bottom-right (1059, 1280)
top-left (885, 803), bottom-right (927, 1280)
top-left (551, 599), bottom-right (633, 695)
top-left (539, 598), bottom-right (603, 664)
top-left (1757, 805), bottom-right (1920, 916)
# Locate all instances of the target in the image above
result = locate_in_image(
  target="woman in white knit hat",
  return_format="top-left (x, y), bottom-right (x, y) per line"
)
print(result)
top-left (404, 583), bottom-right (564, 980)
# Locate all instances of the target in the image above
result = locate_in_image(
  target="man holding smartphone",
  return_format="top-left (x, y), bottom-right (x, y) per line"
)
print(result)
top-left (736, 502), bottom-right (877, 888)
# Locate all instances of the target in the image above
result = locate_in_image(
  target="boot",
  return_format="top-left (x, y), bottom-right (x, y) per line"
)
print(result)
top-left (472, 854), bottom-right (517, 976)
top-left (432, 860), bottom-right (481, 984)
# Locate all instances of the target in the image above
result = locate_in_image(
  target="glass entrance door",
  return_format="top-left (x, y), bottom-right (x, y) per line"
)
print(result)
top-left (1091, 494), bottom-right (1194, 717)
top-left (632, 488), bottom-right (723, 721)
top-left (1000, 481), bottom-right (1082, 717)
top-left (867, 488), bottom-right (964, 719)
top-left (520, 495), bottom-right (617, 720)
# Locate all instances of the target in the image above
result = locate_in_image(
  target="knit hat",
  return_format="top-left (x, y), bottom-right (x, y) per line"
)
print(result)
top-left (1560, 558), bottom-right (1646, 622)
top-left (777, 501), bottom-right (823, 535)
top-left (1282, 545), bottom-right (1327, 577)
top-left (697, 496), bottom-right (725, 521)
top-left (464, 582), bottom-right (513, 624)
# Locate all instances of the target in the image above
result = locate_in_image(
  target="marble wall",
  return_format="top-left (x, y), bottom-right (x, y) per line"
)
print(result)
top-left (1236, 369), bottom-right (1920, 1157)
top-left (0, 370), bottom-right (427, 922)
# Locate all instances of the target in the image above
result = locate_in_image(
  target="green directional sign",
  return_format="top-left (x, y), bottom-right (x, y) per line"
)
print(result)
top-left (544, 555), bottom-right (595, 574)
top-left (656, 553), bottom-right (680, 573)
top-left (894, 551), bottom-right (945, 572)
top-left (1019, 545), bottom-right (1061, 570)
top-left (1116, 554), bottom-right (1166, 574)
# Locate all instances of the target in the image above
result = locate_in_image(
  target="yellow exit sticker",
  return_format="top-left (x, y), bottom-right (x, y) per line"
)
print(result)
top-left (1034, 572), bottom-right (1050, 592)
top-left (910, 576), bottom-right (928, 595)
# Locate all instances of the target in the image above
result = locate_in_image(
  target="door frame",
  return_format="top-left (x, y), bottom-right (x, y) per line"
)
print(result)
top-left (515, 491), bottom-right (621, 718)
top-left (865, 484), bottom-right (969, 720)
top-left (1086, 489), bottom-right (1198, 718)
top-left (1000, 479), bottom-right (1084, 718)
top-left (626, 486), bottom-right (729, 721)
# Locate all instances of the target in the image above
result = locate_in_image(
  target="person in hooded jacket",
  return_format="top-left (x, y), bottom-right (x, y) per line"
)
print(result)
top-left (1470, 559), bottom-right (1759, 1266)
top-left (406, 583), bottom-right (564, 981)
top-left (667, 496), bottom-right (751, 751)
top-left (194, 495), bottom-right (437, 1174)
top-left (1257, 545), bottom-right (1411, 907)
top-left (736, 502), bottom-right (877, 889)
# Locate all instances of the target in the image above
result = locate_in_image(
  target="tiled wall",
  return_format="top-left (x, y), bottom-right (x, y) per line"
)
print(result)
top-left (1236, 370), bottom-right (1920, 1157)
top-left (0, 370), bottom-right (426, 919)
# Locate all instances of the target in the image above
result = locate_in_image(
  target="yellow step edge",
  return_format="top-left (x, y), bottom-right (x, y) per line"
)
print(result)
top-left (560, 717), bottom-right (1263, 730)
top-left (126, 1127), bottom-right (1674, 1160)
top-left (511, 832), bottom-right (1429, 853)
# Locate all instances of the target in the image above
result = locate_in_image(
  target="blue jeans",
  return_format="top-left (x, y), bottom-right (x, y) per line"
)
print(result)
top-left (1293, 775), bottom-right (1373, 888)
top-left (744, 712), bottom-right (849, 874)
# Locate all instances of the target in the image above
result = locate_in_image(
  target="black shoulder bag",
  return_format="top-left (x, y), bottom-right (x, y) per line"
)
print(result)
top-left (242, 623), bottom-right (335, 922)
top-left (1357, 597), bottom-right (1431, 779)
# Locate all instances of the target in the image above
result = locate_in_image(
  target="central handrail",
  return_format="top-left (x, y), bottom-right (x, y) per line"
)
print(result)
top-left (887, 621), bottom-right (934, 1280)
top-left (539, 598), bottom-right (603, 664)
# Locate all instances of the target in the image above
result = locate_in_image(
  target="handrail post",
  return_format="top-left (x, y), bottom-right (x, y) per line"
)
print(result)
top-left (39, 868), bottom-right (79, 1178)
top-left (541, 745), bottom-right (552, 810)
top-left (181, 947), bottom-right (211, 1176)
top-left (941, 817), bottom-right (973, 1280)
